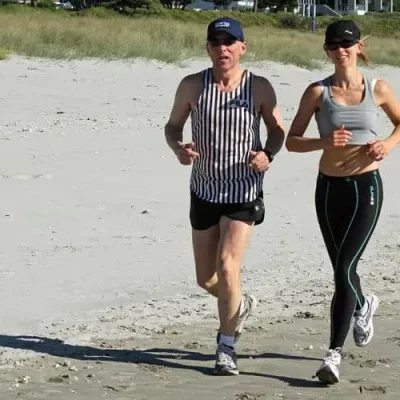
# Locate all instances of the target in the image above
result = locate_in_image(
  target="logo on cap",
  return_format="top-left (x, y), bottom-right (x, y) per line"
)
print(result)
top-left (215, 21), bottom-right (230, 28)
top-left (344, 30), bottom-right (353, 34)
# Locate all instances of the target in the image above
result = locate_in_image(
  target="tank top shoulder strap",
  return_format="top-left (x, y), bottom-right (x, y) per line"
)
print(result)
top-left (363, 75), bottom-right (377, 104)
top-left (363, 75), bottom-right (371, 95)
top-left (371, 78), bottom-right (378, 91)
top-left (318, 77), bottom-right (331, 103)
top-left (244, 70), bottom-right (252, 85)
top-left (202, 68), bottom-right (212, 87)
top-left (228, 69), bottom-right (248, 93)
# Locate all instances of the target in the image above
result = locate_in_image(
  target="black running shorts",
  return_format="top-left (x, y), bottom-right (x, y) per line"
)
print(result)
top-left (189, 191), bottom-right (265, 231)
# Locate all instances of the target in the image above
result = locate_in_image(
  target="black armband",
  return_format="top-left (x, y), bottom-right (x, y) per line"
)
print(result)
top-left (262, 149), bottom-right (274, 163)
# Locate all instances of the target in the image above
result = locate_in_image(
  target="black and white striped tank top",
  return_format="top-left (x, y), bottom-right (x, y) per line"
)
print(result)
top-left (190, 68), bottom-right (264, 204)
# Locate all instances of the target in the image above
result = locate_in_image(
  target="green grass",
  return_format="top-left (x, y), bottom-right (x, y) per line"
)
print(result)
top-left (0, 5), bottom-right (400, 69)
top-left (0, 47), bottom-right (8, 60)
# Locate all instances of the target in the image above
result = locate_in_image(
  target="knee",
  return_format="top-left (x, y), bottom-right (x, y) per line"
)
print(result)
top-left (217, 253), bottom-right (240, 288)
top-left (334, 269), bottom-right (348, 287)
top-left (334, 266), bottom-right (359, 290)
top-left (197, 275), bottom-right (217, 291)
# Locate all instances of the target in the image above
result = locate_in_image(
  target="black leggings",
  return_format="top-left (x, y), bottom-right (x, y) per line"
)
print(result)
top-left (315, 170), bottom-right (383, 350)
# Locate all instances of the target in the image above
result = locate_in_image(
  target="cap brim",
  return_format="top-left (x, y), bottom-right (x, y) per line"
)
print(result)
top-left (325, 35), bottom-right (358, 44)
top-left (207, 30), bottom-right (243, 41)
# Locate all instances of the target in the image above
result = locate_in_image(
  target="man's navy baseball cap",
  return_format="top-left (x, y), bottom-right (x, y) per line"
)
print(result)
top-left (207, 17), bottom-right (245, 42)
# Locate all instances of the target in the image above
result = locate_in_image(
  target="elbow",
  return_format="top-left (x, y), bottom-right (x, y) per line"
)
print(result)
top-left (164, 122), bottom-right (175, 140)
top-left (164, 122), bottom-right (172, 134)
top-left (285, 132), bottom-right (304, 152)
top-left (285, 137), bottom-right (295, 152)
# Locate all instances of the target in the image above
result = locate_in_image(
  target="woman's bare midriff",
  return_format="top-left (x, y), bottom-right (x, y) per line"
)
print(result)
top-left (318, 145), bottom-right (379, 177)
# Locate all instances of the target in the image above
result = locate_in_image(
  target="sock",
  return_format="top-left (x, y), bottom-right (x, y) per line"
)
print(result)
top-left (219, 334), bottom-right (235, 348)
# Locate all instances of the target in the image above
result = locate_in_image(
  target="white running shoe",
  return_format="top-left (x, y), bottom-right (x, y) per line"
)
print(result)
top-left (316, 348), bottom-right (341, 384)
top-left (216, 293), bottom-right (257, 344)
top-left (353, 294), bottom-right (379, 347)
top-left (213, 343), bottom-right (239, 376)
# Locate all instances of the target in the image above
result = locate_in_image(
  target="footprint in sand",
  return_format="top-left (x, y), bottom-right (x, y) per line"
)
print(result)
top-left (235, 393), bottom-right (265, 400)
top-left (0, 173), bottom-right (52, 180)
top-left (386, 336), bottom-right (400, 345)
top-left (359, 385), bottom-right (386, 394)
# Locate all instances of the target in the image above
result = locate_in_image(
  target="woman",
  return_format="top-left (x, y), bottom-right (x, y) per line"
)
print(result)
top-left (286, 19), bottom-right (400, 384)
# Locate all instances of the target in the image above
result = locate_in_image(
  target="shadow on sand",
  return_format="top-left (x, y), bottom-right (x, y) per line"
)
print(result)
top-left (0, 334), bottom-right (327, 388)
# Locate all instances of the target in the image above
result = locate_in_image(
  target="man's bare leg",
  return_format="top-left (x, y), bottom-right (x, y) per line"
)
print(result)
top-left (217, 217), bottom-right (253, 337)
top-left (213, 217), bottom-right (253, 376)
top-left (192, 224), bottom-right (220, 297)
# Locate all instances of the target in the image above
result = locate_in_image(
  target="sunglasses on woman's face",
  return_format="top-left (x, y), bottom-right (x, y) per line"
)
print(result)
top-left (208, 37), bottom-right (237, 47)
top-left (325, 40), bottom-right (357, 51)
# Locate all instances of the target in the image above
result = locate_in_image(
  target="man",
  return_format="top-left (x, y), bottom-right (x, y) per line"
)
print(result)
top-left (164, 16), bottom-right (285, 375)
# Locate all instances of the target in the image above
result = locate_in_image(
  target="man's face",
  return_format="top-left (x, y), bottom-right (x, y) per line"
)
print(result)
top-left (207, 32), bottom-right (246, 71)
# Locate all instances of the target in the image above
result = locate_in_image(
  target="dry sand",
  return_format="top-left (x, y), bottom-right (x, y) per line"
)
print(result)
top-left (0, 55), bottom-right (399, 399)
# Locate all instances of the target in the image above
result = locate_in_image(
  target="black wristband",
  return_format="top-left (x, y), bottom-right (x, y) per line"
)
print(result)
top-left (263, 149), bottom-right (274, 163)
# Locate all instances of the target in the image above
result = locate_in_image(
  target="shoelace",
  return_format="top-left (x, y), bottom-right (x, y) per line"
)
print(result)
top-left (218, 345), bottom-right (235, 365)
top-left (355, 316), bottom-right (368, 333)
top-left (322, 346), bottom-right (341, 366)
top-left (324, 356), bottom-right (339, 367)
top-left (322, 345), bottom-right (340, 352)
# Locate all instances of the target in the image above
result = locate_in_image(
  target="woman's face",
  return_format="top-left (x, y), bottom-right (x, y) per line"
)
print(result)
top-left (324, 39), bottom-right (363, 67)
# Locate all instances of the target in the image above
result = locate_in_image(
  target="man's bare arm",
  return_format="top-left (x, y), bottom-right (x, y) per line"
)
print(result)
top-left (164, 76), bottom-right (193, 153)
top-left (256, 76), bottom-right (286, 157)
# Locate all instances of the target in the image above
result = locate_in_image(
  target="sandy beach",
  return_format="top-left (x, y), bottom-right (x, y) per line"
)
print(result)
top-left (0, 55), bottom-right (399, 399)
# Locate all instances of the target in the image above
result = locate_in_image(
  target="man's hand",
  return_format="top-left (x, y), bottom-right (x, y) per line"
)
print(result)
top-left (249, 150), bottom-right (270, 172)
top-left (174, 141), bottom-right (199, 165)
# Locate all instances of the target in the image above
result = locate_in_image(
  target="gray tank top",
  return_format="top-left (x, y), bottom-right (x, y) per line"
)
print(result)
top-left (314, 76), bottom-right (379, 145)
